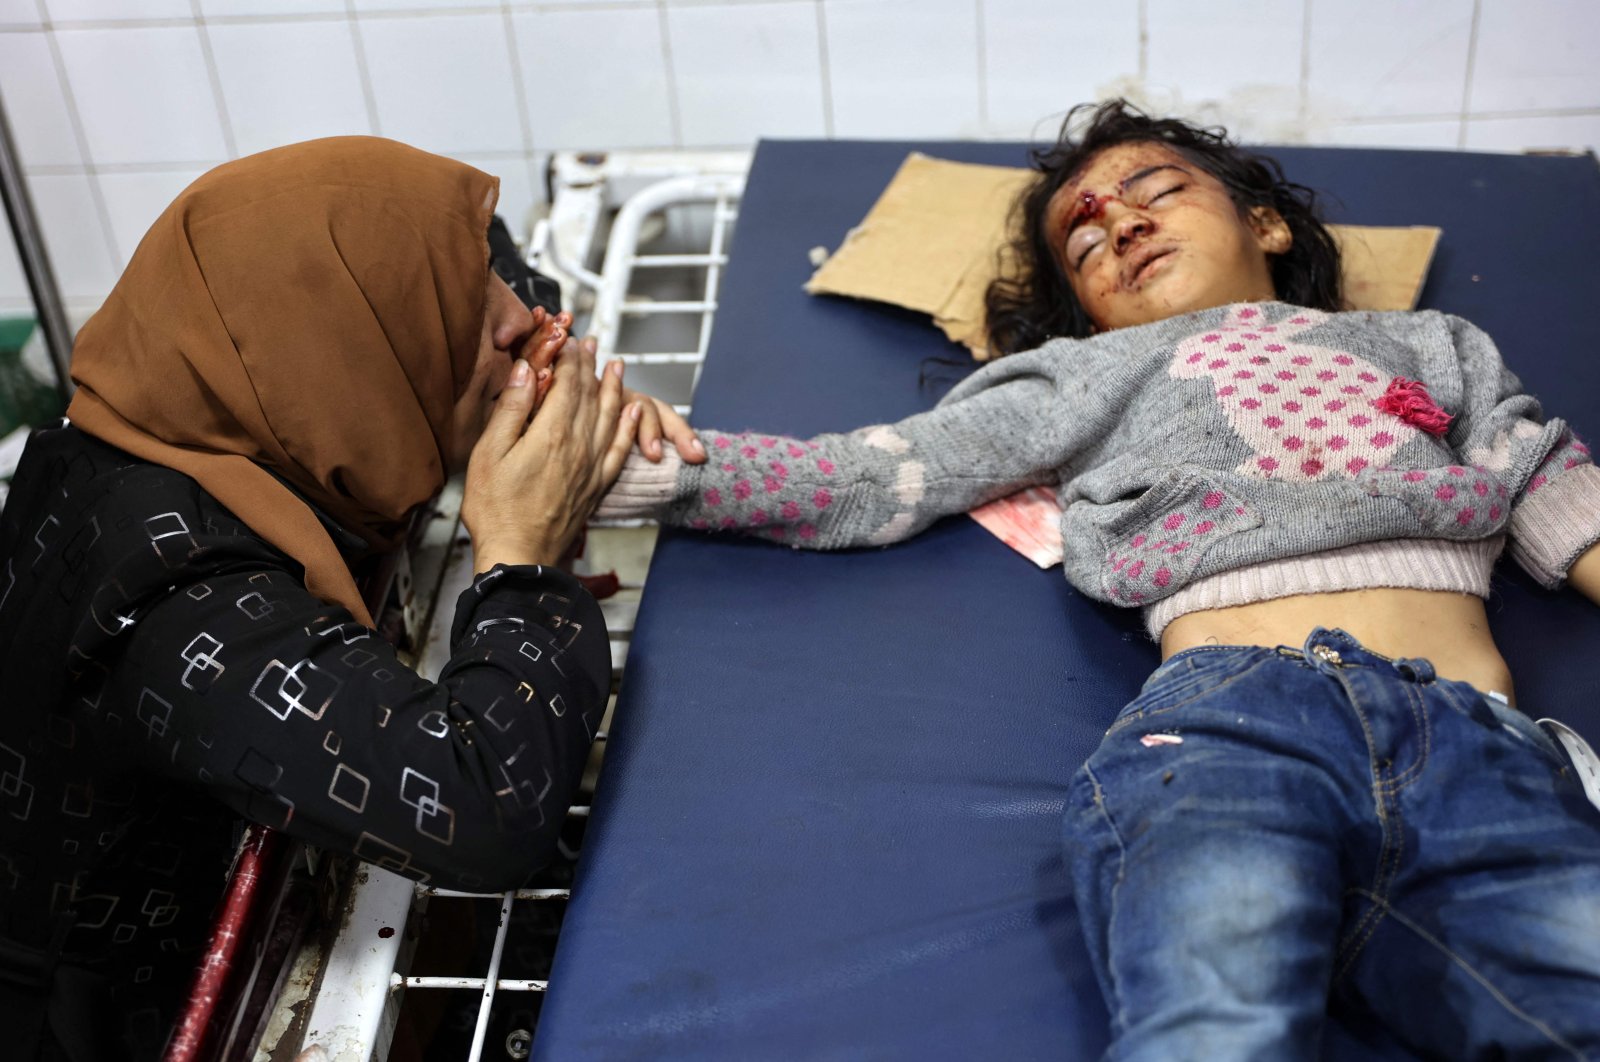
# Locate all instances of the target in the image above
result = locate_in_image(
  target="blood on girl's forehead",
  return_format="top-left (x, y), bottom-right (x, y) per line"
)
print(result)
top-left (1070, 191), bottom-right (1116, 227)
top-left (1058, 144), bottom-right (1189, 230)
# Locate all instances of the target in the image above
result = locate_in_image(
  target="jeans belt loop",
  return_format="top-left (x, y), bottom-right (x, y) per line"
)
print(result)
top-left (1395, 656), bottom-right (1436, 683)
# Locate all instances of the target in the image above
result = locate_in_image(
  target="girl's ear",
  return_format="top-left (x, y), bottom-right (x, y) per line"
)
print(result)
top-left (1249, 206), bottom-right (1293, 255)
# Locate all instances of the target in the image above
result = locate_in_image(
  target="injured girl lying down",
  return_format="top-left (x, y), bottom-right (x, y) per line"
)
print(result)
top-left (595, 100), bottom-right (1600, 1059)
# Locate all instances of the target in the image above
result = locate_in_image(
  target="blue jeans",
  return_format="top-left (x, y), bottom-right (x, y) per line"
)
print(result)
top-left (1066, 628), bottom-right (1600, 1061)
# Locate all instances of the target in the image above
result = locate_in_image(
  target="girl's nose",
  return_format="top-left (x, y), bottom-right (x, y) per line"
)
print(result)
top-left (1111, 208), bottom-right (1155, 253)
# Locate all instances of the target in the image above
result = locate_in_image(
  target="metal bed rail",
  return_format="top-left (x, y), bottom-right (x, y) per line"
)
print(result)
top-left (0, 82), bottom-right (73, 400)
top-left (587, 172), bottom-right (745, 411)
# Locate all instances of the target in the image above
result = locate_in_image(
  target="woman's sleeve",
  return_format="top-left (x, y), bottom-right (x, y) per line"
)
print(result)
top-left (1446, 316), bottom-right (1600, 586)
top-left (96, 536), bottom-right (608, 893)
top-left (597, 368), bottom-right (1075, 548)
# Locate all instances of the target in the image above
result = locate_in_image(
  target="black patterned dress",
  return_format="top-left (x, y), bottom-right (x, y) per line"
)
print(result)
top-left (0, 423), bottom-right (610, 1059)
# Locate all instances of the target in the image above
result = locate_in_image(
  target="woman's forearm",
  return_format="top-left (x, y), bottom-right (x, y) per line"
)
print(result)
top-left (118, 555), bottom-right (607, 891)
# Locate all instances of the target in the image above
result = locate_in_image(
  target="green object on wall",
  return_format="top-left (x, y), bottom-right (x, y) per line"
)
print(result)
top-left (0, 316), bottom-right (65, 435)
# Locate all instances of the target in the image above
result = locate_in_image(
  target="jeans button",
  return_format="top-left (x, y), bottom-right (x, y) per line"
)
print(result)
top-left (1311, 645), bottom-right (1342, 666)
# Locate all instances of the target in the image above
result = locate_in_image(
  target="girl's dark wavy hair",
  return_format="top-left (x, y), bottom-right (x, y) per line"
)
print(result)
top-left (984, 99), bottom-right (1344, 356)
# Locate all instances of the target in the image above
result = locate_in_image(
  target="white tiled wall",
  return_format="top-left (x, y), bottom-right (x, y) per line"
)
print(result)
top-left (1306, 0), bottom-right (1474, 123)
top-left (55, 26), bottom-right (232, 164)
top-left (510, 7), bottom-right (675, 150)
top-left (2, 0), bottom-right (1598, 316)
top-left (207, 20), bottom-right (371, 156)
top-left (1145, 0), bottom-right (1306, 140)
top-left (981, 0), bottom-right (1140, 141)
top-left (668, 2), bottom-right (827, 145)
top-left (825, 0), bottom-right (982, 138)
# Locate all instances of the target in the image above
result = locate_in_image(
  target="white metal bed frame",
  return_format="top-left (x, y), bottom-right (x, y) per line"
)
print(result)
top-left (266, 150), bottom-right (749, 1062)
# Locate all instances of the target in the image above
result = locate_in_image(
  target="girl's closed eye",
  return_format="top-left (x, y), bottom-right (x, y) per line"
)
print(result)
top-left (1064, 183), bottom-right (1186, 271)
top-left (1067, 228), bottom-right (1105, 270)
top-left (1145, 182), bottom-right (1185, 206)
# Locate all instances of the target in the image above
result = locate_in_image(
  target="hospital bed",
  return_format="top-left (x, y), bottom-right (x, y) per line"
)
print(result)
top-left (528, 139), bottom-right (1600, 1060)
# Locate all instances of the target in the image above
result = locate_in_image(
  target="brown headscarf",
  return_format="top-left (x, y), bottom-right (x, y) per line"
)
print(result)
top-left (67, 136), bottom-right (498, 626)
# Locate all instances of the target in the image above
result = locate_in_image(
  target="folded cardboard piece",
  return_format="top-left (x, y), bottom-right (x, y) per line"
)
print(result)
top-left (805, 153), bottom-right (1441, 361)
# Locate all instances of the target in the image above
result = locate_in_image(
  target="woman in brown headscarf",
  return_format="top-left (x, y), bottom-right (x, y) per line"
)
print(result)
top-left (0, 136), bottom-right (695, 1059)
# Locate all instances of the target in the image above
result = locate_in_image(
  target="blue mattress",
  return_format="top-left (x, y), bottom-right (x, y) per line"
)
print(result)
top-left (534, 140), bottom-right (1600, 1060)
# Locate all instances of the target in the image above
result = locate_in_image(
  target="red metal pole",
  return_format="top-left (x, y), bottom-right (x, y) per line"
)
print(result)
top-left (163, 824), bottom-right (279, 1062)
top-left (163, 522), bottom-right (413, 1058)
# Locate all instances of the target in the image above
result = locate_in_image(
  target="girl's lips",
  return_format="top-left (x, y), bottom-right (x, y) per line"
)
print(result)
top-left (1128, 248), bottom-right (1176, 291)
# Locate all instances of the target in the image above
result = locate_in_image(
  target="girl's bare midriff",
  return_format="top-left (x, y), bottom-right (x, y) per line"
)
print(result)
top-left (1161, 587), bottom-right (1516, 704)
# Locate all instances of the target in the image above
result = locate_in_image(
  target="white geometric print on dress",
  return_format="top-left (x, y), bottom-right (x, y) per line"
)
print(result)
top-left (0, 741), bottom-right (35, 821)
top-left (1170, 305), bottom-right (1420, 481)
top-left (179, 633), bottom-right (225, 692)
top-left (249, 658), bottom-right (343, 721)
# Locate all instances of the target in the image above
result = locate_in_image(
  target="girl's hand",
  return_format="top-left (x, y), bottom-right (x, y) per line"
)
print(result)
top-left (523, 307), bottom-right (574, 375)
top-left (462, 336), bottom-right (640, 572)
top-left (625, 386), bottom-right (707, 464)
top-left (534, 334), bottom-right (705, 464)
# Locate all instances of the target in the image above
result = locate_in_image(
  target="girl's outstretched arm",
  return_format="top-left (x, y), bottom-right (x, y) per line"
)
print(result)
top-left (596, 367), bottom-right (1081, 549)
top-left (1568, 543), bottom-right (1600, 605)
top-left (1445, 316), bottom-right (1600, 592)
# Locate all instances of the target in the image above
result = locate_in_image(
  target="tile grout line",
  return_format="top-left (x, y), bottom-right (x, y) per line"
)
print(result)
top-left (21, 150), bottom-right (731, 178)
top-left (5, 2), bottom-right (803, 32)
top-left (655, 0), bottom-right (684, 148)
top-left (1136, 0), bottom-right (1147, 84)
top-left (191, 1), bottom-right (240, 161)
top-left (1457, 0), bottom-right (1482, 149)
top-left (36, 10), bottom-right (124, 278)
top-left (973, 0), bottom-right (988, 133)
top-left (1342, 106), bottom-right (1600, 123)
top-left (18, 97), bottom-right (1595, 183)
top-left (11, 2), bottom-right (662, 29)
top-left (499, 0), bottom-right (539, 168)
top-left (1298, 0), bottom-right (1312, 138)
top-left (21, 145), bottom-right (563, 177)
top-left (814, 0), bottom-right (833, 138)
top-left (27, 148), bottom-right (560, 173)
top-left (346, 1), bottom-right (384, 137)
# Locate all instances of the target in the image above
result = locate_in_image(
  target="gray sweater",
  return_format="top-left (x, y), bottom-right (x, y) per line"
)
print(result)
top-left (599, 303), bottom-right (1600, 635)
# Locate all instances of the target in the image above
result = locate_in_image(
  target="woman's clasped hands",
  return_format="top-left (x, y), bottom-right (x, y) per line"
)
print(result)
top-left (462, 311), bottom-right (705, 574)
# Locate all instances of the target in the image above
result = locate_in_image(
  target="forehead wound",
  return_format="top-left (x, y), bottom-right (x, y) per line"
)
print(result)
top-left (1074, 191), bottom-right (1110, 221)
top-left (1054, 188), bottom-right (1119, 234)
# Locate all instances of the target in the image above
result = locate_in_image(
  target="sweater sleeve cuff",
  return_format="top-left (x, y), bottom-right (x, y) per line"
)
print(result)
top-left (1508, 463), bottom-right (1600, 587)
top-left (593, 448), bottom-right (684, 523)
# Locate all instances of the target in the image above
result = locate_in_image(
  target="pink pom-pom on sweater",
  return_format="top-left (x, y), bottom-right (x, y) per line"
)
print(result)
top-left (1373, 377), bottom-right (1453, 436)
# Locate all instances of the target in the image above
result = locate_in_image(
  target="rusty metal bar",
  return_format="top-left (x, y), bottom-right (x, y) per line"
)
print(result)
top-left (0, 83), bottom-right (74, 402)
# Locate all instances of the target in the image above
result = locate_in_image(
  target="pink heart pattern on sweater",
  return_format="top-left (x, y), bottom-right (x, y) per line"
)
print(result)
top-left (1170, 306), bottom-right (1422, 481)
